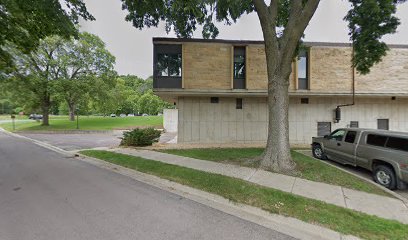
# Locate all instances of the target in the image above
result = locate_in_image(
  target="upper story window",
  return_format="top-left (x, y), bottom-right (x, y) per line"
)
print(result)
top-left (233, 46), bottom-right (246, 89)
top-left (297, 50), bottom-right (309, 90)
top-left (153, 44), bottom-right (182, 88)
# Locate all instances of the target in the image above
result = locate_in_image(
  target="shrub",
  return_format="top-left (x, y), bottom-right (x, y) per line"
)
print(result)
top-left (120, 128), bottom-right (161, 146)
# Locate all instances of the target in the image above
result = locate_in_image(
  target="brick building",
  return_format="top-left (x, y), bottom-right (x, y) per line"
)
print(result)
top-left (153, 38), bottom-right (408, 146)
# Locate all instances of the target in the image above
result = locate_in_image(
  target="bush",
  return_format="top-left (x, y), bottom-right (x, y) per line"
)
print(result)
top-left (120, 128), bottom-right (161, 146)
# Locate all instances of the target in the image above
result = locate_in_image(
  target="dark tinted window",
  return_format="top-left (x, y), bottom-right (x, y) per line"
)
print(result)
top-left (386, 137), bottom-right (408, 152)
top-left (234, 47), bottom-right (245, 79)
top-left (344, 131), bottom-right (357, 143)
top-left (366, 134), bottom-right (387, 147)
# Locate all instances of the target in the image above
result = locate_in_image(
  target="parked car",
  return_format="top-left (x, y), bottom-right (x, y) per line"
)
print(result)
top-left (127, 113), bottom-right (135, 117)
top-left (29, 114), bottom-right (43, 120)
top-left (119, 114), bottom-right (126, 117)
top-left (142, 113), bottom-right (148, 116)
top-left (110, 114), bottom-right (116, 117)
top-left (312, 128), bottom-right (408, 190)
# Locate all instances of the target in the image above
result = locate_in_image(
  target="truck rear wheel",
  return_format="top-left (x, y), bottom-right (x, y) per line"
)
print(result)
top-left (373, 165), bottom-right (397, 190)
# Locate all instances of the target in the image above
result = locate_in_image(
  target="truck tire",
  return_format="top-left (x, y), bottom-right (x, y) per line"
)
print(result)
top-left (312, 144), bottom-right (327, 160)
top-left (373, 165), bottom-right (397, 190)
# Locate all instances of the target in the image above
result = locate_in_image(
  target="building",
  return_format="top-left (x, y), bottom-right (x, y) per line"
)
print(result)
top-left (153, 37), bottom-right (408, 146)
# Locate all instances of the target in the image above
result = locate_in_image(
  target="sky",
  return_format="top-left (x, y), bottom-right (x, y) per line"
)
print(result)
top-left (80, 1), bottom-right (408, 79)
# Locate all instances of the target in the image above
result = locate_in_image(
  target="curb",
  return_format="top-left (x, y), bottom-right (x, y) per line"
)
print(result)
top-left (0, 127), bottom-right (360, 240)
top-left (295, 150), bottom-right (408, 205)
top-left (76, 153), bottom-right (360, 240)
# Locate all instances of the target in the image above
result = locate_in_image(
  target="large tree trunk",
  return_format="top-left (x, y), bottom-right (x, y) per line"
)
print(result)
top-left (261, 74), bottom-right (295, 172)
top-left (68, 101), bottom-right (75, 121)
top-left (41, 95), bottom-right (50, 126)
top-left (252, 0), bottom-right (321, 173)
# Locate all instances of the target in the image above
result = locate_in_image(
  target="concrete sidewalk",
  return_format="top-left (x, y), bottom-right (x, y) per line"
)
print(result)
top-left (110, 148), bottom-right (408, 224)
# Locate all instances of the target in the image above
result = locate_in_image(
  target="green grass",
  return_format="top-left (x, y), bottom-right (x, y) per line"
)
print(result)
top-left (0, 116), bottom-right (163, 131)
top-left (159, 148), bottom-right (391, 197)
top-left (80, 150), bottom-right (408, 240)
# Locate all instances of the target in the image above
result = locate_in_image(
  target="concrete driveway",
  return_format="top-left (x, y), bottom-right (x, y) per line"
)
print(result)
top-left (18, 132), bottom-right (123, 151)
top-left (298, 150), bottom-right (408, 200)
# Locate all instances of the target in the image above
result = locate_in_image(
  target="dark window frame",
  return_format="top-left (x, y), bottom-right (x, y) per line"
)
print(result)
top-left (153, 44), bottom-right (182, 88)
top-left (210, 97), bottom-right (219, 104)
top-left (233, 46), bottom-right (246, 89)
top-left (366, 134), bottom-right (388, 147)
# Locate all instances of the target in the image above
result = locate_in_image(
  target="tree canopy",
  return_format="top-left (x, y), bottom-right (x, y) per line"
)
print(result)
top-left (0, 0), bottom-right (93, 72)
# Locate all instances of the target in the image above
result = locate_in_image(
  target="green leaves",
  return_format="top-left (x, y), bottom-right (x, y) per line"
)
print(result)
top-left (0, 0), bottom-right (94, 72)
top-left (345, 0), bottom-right (406, 74)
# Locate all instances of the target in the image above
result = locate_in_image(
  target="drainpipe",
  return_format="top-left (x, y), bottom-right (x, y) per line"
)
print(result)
top-left (335, 45), bottom-right (355, 123)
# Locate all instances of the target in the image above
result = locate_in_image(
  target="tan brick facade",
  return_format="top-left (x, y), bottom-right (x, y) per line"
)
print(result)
top-left (166, 40), bottom-right (408, 94)
top-left (183, 42), bottom-right (232, 89)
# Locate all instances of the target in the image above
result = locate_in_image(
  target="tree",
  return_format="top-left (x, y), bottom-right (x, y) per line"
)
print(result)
top-left (120, 0), bottom-right (406, 172)
top-left (53, 32), bottom-right (116, 121)
top-left (5, 33), bottom-right (115, 125)
top-left (0, 0), bottom-right (94, 73)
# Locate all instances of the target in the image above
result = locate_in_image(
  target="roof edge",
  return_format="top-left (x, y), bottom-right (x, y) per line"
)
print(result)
top-left (152, 37), bottom-right (408, 49)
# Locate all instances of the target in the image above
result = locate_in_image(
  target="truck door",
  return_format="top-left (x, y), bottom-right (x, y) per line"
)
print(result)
top-left (324, 129), bottom-right (346, 161)
top-left (335, 130), bottom-right (358, 165)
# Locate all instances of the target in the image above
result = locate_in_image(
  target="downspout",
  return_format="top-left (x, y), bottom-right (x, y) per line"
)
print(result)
top-left (335, 45), bottom-right (355, 123)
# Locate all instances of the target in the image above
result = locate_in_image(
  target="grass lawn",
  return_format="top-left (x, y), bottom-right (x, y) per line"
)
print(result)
top-left (80, 150), bottom-right (408, 240)
top-left (0, 116), bottom-right (163, 131)
top-left (158, 148), bottom-right (391, 197)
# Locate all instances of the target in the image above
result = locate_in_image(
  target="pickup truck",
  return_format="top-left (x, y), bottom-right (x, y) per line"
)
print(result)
top-left (312, 128), bottom-right (408, 190)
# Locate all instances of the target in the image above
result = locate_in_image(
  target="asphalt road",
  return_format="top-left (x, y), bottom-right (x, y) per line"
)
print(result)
top-left (0, 132), bottom-right (295, 240)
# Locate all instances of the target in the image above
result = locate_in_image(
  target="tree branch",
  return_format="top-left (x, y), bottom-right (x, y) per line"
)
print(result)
top-left (279, 0), bottom-right (320, 68)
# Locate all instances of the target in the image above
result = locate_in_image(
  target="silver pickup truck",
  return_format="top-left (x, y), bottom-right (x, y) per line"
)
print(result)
top-left (312, 128), bottom-right (408, 190)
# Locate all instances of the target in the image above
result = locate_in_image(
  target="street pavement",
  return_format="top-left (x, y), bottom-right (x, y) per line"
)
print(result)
top-left (0, 131), bottom-right (295, 240)
top-left (19, 132), bottom-right (122, 151)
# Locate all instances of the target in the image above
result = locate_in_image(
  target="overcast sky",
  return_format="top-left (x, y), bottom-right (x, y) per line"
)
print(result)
top-left (80, 1), bottom-right (408, 79)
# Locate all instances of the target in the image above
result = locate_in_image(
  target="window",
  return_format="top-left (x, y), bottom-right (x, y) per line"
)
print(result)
top-left (377, 119), bottom-right (389, 130)
top-left (344, 131), bottom-right (357, 143)
top-left (157, 53), bottom-right (182, 77)
top-left (233, 46), bottom-right (246, 89)
top-left (386, 137), bottom-right (408, 152)
top-left (329, 129), bottom-right (346, 141)
top-left (298, 50), bottom-right (309, 90)
top-left (153, 44), bottom-right (182, 88)
top-left (236, 98), bottom-right (243, 109)
top-left (301, 98), bottom-right (309, 104)
top-left (350, 121), bottom-right (359, 128)
top-left (210, 97), bottom-right (219, 103)
top-left (367, 134), bottom-right (387, 147)
top-left (317, 122), bottom-right (331, 137)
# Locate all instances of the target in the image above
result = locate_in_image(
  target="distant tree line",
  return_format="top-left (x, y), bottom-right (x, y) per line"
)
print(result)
top-left (0, 32), bottom-right (172, 125)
